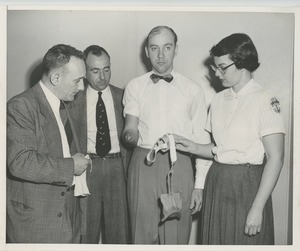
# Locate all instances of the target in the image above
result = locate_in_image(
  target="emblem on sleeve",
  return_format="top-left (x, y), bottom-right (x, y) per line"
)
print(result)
top-left (270, 97), bottom-right (281, 113)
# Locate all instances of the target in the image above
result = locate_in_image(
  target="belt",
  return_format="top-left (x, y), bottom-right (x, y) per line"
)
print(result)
top-left (88, 152), bottom-right (121, 160)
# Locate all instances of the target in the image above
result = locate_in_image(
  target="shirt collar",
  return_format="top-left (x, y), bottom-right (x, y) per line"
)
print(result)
top-left (39, 80), bottom-right (61, 113)
top-left (87, 84), bottom-right (110, 97)
top-left (228, 79), bottom-right (256, 97)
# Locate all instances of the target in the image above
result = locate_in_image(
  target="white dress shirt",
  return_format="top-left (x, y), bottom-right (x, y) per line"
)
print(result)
top-left (123, 70), bottom-right (212, 189)
top-left (39, 81), bottom-right (70, 158)
top-left (206, 79), bottom-right (286, 164)
top-left (86, 85), bottom-right (120, 154)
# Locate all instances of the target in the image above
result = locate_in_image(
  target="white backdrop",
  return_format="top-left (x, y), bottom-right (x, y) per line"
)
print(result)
top-left (6, 9), bottom-right (294, 245)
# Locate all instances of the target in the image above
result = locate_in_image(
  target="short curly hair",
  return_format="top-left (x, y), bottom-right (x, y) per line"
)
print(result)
top-left (210, 33), bottom-right (260, 72)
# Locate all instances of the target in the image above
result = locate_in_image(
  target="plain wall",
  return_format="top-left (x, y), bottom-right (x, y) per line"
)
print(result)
top-left (7, 10), bottom-right (294, 245)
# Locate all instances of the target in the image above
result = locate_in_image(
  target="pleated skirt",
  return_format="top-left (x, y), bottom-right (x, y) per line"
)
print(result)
top-left (201, 161), bottom-right (274, 245)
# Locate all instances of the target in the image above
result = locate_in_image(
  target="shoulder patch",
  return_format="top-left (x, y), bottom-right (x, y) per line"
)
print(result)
top-left (270, 97), bottom-right (281, 113)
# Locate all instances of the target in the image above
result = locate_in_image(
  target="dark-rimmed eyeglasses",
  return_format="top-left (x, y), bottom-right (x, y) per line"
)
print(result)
top-left (210, 62), bottom-right (235, 75)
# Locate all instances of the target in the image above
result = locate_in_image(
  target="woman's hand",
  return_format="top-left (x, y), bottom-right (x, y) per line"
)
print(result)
top-left (173, 134), bottom-right (197, 155)
top-left (244, 206), bottom-right (263, 236)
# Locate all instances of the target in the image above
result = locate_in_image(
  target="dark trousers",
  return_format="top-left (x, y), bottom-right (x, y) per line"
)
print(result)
top-left (127, 147), bottom-right (194, 244)
top-left (81, 156), bottom-right (129, 244)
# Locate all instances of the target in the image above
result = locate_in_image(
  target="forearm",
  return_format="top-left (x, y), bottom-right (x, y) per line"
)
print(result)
top-left (122, 114), bottom-right (139, 148)
top-left (193, 143), bottom-right (215, 158)
top-left (7, 101), bottom-right (75, 186)
top-left (252, 133), bottom-right (285, 210)
top-left (251, 156), bottom-right (284, 210)
top-left (8, 150), bottom-right (75, 186)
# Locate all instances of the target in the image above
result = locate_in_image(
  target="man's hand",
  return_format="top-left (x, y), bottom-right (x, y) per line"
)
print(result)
top-left (190, 188), bottom-right (203, 215)
top-left (72, 153), bottom-right (91, 176)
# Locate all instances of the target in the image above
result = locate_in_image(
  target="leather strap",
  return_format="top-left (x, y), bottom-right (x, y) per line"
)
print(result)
top-left (146, 134), bottom-right (177, 193)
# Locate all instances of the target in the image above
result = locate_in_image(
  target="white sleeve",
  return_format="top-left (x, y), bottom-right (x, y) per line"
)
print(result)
top-left (122, 80), bottom-right (140, 118)
top-left (259, 91), bottom-right (286, 137)
top-left (190, 85), bottom-right (212, 189)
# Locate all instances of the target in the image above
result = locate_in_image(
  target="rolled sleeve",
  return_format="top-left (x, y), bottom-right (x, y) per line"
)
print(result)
top-left (123, 80), bottom-right (140, 118)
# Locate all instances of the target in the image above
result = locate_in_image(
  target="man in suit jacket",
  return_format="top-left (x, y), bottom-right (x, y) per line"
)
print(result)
top-left (69, 45), bottom-right (130, 244)
top-left (6, 44), bottom-right (90, 243)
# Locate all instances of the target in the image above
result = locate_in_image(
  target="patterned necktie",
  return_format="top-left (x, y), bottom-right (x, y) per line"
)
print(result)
top-left (150, 73), bottom-right (173, 84)
top-left (95, 91), bottom-right (111, 157)
top-left (59, 101), bottom-right (73, 147)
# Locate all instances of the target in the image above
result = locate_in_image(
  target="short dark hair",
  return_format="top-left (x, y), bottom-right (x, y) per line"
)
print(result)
top-left (83, 45), bottom-right (110, 61)
top-left (42, 44), bottom-right (84, 74)
top-left (210, 33), bottom-right (260, 72)
top-left (146, 26), bottom-right (178, 47)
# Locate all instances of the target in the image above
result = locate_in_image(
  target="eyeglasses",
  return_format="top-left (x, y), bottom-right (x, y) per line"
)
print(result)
top-left (210, 62), bottom-right (235, 75)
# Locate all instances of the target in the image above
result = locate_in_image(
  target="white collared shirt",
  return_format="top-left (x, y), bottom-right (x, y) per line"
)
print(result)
top-left (206, 79), bottom-right (286, 164)
top-left (39, 81), bottom-right (71, 158)
top-left (123, 70), bottom-right (212, 188)
top-left (86, 85), bottom-right (120, 154)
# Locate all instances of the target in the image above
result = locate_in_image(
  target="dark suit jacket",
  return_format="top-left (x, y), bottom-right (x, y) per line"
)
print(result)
top-left (6, 83), bottom-right (86, 243)
top-left (69, 83), bottom-right (130, 176)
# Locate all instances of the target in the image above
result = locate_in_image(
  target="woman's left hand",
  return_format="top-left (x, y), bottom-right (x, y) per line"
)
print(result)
top-left (244, 206), bottom-right (263, 236)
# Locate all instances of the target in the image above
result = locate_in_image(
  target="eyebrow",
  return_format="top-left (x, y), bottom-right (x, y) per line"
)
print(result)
top-left (149, 42), bottom-right (174, 47)
top-left (74, 76), bottom-right (85, 81)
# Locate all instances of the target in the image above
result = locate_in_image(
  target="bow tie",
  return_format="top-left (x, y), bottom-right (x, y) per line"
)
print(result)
top-left (150, 73), bottom-right (173, 84)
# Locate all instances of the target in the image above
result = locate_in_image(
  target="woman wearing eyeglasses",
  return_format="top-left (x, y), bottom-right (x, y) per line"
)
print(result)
top-left (175, 33), bottom-right (285, 245)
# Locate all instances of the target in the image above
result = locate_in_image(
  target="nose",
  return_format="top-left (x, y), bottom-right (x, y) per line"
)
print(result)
top-left (215, 69), bottom-right (222, 78)
top-left (158, 48), bottom-right (164, 59)
top-left (78, 80), bottom-right (84, 91)
top-left (99, 70), bottom-right (105, 80)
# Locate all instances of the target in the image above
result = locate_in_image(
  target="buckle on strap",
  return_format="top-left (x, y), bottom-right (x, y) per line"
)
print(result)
top-left (146, 133), bottom-right (177, 165)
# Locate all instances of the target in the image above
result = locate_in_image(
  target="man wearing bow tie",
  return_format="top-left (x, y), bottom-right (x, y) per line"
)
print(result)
top-left (122, 26), bottom-right (212, 244)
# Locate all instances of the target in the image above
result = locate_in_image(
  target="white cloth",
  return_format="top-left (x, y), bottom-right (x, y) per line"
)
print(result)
top-left (123, 70), bottom-right (212, 189)
top-left (39, 81), bottom-right (70, 158)
top-left (86, 85), bottom-right (120, 154)
top-left (74, 155), bottom-right (91, 196)
top-left (40, 81), bottom-right (89, 197)
top-left (206, 79), bottom-right (286, 164)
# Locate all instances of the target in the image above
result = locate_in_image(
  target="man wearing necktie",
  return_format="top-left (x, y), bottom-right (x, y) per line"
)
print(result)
top-left (122, 26), bottom-right (212, 244)
top-left (6, 44), bottom-right (90, 243)
top-left (69, 45), bottom-right (130, 244)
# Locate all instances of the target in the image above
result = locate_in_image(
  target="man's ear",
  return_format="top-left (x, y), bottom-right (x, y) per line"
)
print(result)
top-left (49, 72), bottom-right (60, 86)
top-left (145, 46), bottom-right (149, 58)
top-left (174, 44), bottom-right (178, 57)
